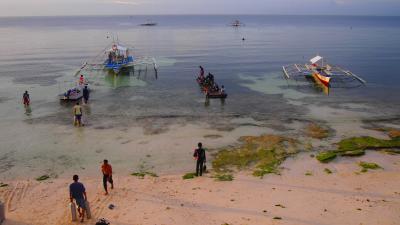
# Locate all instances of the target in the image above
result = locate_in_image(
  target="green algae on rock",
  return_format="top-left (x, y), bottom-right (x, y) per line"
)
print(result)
top-left (131, 171), bottom-right (158, 179)
top-left (340, 149), bottom-right (365, 156)
top-left (337, 136), bottom-right (400, 152)
top-left (36, 175), bottom-right (50, 181)
top-left (316, 151), bottom-right (337, 163)
top-left (213, 173), bottom-right (234, 181)
top-left (212, 135), bottom-right (300, 178)
top-left (324, 168), bottom-right (332, 174)
top-left (182, 172), bottom-right (196, 180)
top-left (359, 161), bottom-right (382, 172)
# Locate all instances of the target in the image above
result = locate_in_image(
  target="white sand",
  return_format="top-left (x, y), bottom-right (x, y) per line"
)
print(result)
top-left (1, 151), bottom-right (399, 225)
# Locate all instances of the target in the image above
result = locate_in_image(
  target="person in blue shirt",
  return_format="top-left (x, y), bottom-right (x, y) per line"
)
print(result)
top-left (69, 175), bottom-right (87, 222)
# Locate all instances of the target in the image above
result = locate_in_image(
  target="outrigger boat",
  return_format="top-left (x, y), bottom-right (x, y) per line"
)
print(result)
top-left (282, 55), bottom-right (366, 88)
top-left (75, 35), bottom-right (158, 76)
top-left (196, 77), bottom-right (227, 99)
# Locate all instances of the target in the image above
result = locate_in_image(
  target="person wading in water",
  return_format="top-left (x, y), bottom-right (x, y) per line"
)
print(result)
top-left (193, 142), bottom-right (206, 176)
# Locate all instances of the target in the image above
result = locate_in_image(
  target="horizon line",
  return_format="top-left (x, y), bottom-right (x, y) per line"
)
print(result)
top-left (1, 13), bottom-right (400, 19)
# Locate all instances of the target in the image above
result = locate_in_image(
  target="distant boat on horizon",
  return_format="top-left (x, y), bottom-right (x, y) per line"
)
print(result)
top-left (230, 20), bottom-right (244, 27)
top-left (140, 20), bottom-right (157, 26)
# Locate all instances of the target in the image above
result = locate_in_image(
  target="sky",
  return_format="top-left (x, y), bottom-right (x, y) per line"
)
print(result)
top-left (1, 0), bottom-right (400, 17)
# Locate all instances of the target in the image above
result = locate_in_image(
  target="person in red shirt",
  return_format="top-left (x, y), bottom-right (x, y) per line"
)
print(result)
top-left (101, 159), bottom-right (114, 195)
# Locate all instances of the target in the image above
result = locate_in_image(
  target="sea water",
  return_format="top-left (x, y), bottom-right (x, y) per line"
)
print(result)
top-left (0, 15), bottom-right (399, 179)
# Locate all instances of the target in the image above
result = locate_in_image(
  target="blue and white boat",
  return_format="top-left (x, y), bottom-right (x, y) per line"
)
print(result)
top-left (104, 43), bottom-right (134, 74)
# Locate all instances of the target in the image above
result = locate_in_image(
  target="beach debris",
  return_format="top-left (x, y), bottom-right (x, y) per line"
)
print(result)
top-left (309, 154), bottom-right (315, 158)
top-left (263, 210), bottom-right (267, 213)
top-left (316, 151), bottom-right (337, 163)
top-left (212, 134), bottom-right (299, 178)
top-left (359, 161), bottom-right (382, 172)
top-left (182, 172), bottom-right (196, 180)
top-left (275, 204), bottom-right (286, 208)
top-left (213, 173), bottom-right (234, 181)
top-left (357, 208), bottom-right (362, 211)
top-left (35, 175), bottom-right (50, 181)
top-left (165, 206), bottom-right (171, 210)
top-left (0, 183), bottom-right (8, 187)
top-left (108, 204), bottom-right (115, 210)
top-left (95, 218), bottom-right (110, 225)
top-left (131, 171), bottom-right (158, 179)
top-left (305, 123), bottom-right (330, 139)
top-left (273, 216), bottom-right (282, 220)
top-left (324, 168), bottom-right (333, 174)
top-left (324, 209), bottom-right (327, 212)
top-left (305, 171), bottom-right (313, 176)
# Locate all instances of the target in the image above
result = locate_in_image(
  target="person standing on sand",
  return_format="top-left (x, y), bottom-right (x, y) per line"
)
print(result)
top-left (69, 175), bottom-right (87, 223)
top-left (73, 102), bottom-right (83, 126)
top-left (101, 159), bottom-right (114, 195)
top-left (193, 142), bottom-right (206, 176)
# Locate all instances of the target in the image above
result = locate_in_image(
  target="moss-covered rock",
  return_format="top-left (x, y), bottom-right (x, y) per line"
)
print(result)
top-left (36, 175), bottom-right (50, 181)
top-left (316, 151), bottom-right (337, 163)
top-left (359, 161), bottom-right (382, 171)
top-left (213, 173), bottom-right (233, 181)
top-left (0, 182), bottom-right (8, 187)
top-left (212, 135), bottom-right (299, 178)
top-left (131, 171), bottom-right (158, 178)
top-left (324, 168), bottom-right (332, 174)
top-left (182, 172), bottom-right (196, 180)
top-left (340, 149), bottom-right (365, 156)
top-left (305, 123), bottom-right (330, 139)
top-left (337, 136), bottom-right (400, 152)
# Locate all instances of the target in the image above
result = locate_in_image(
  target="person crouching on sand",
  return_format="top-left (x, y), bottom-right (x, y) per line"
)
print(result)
top-left (101, 159), bottom-right (114, 195)
top-left (69, 175), bottom-right (87, 223)
top-left (193, 142), bottom-right (206, 176)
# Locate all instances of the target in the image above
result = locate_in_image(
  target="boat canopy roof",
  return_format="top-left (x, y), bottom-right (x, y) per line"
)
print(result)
top-left (310, 55), bottom-right (323, 64)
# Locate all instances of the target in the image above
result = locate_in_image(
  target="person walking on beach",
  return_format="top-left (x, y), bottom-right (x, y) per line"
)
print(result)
top-left (82, 85), bottom-right (89, 104)
top-left (101, 159), bottom-right (114, 195)
top-left (69, 175), bottom-right (87, 223)
top-left (193, 142), bottom-right (206, 176)
top-left (22, 91), bottom-right (30, 107)
top-left (73, 102), bottom-right (83, 126)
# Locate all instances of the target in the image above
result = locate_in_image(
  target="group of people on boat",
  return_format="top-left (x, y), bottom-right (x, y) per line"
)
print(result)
top-left (107, 45), bottom-right (129, 65)
top-left (197, 66), bottom-right (226, 97)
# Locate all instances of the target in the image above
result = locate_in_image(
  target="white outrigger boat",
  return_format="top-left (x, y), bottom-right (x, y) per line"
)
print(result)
top-left (282, 55), bottom-right (366, 88)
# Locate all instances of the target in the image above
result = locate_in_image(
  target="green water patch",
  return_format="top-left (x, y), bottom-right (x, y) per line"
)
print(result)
top-left (238, 73), bottom-right (314, 100)
top-left (212, 135), bottom-right (300, 178)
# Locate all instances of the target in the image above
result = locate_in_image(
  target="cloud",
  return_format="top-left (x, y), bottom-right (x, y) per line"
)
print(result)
top-left (111, 0), bottom-right (141, 5)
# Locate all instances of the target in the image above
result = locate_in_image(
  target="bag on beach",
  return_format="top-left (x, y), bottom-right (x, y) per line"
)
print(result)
top-left (203, 164), bottom-right (207, 173)
top-left (69, 202), bottom-right (77, 221)
top-left (85, 200), bottom-right (91, 219)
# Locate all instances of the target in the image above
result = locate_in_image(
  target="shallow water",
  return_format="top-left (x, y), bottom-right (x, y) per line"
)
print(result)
top-left (0, 15), bottom-right (399, 179)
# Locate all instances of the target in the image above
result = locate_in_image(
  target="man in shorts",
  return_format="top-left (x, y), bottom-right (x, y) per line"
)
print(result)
top-left (73, 102), bottom-right (83, 126)
top-left (69, 175), bottom-right (87, 222)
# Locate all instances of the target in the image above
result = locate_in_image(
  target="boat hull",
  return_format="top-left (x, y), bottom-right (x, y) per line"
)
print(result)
top-left (313, 72), bottom-right (330, 87)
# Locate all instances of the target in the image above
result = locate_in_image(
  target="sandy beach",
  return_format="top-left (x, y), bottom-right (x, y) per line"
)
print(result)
top-left (1, 151), bottom-right (399, 225)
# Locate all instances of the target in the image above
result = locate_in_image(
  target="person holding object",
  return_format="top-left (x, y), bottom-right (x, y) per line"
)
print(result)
top-left (193, 142), bottom-right (206, 176)
top-left (69, 175), bottom-right (87, 223)
top-left (101, 159), bottom-right (114, 195)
